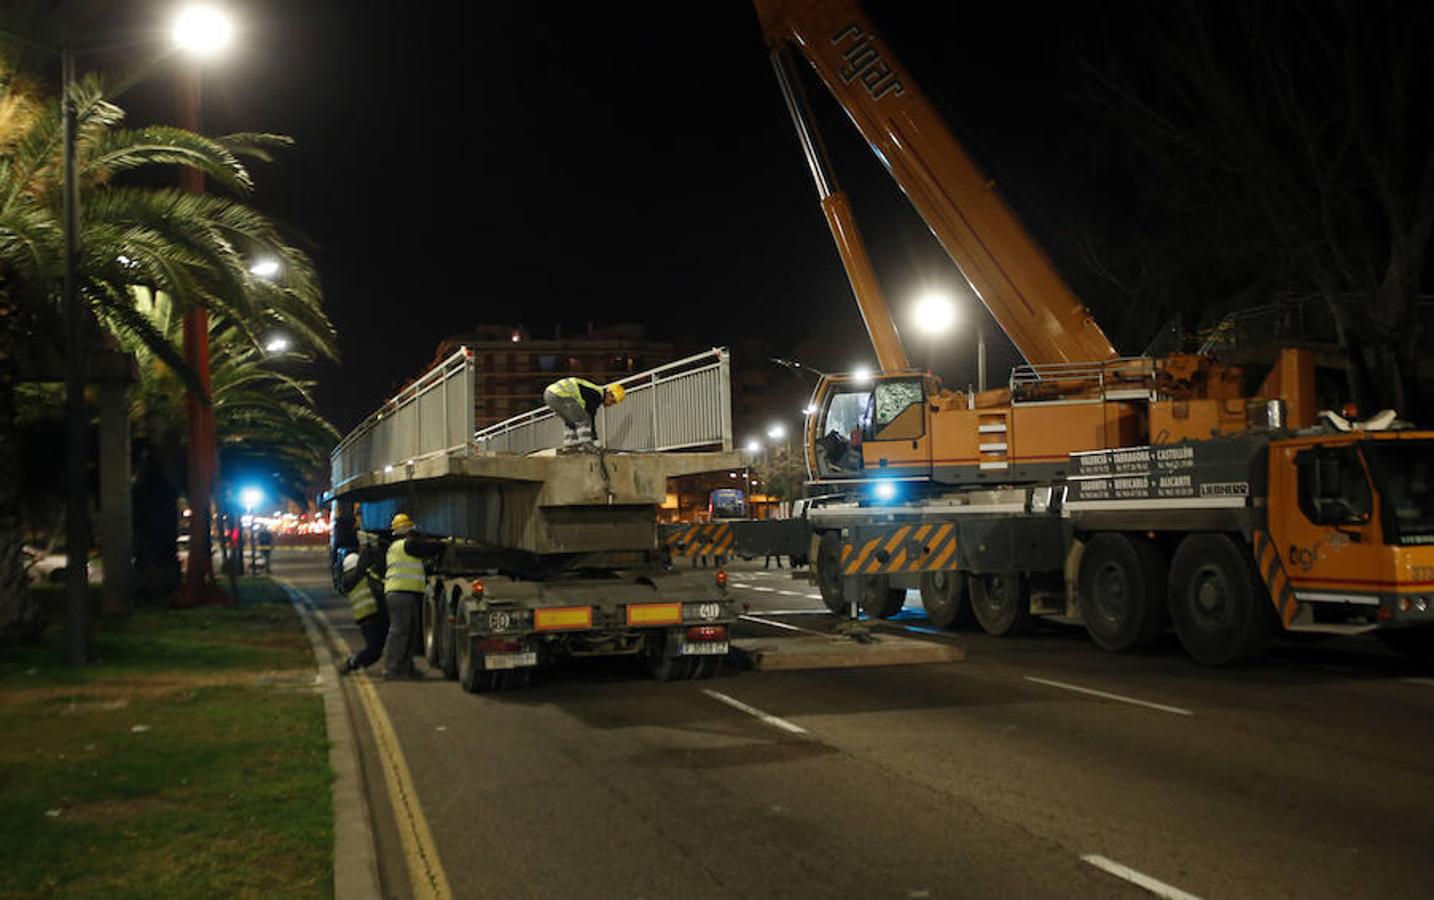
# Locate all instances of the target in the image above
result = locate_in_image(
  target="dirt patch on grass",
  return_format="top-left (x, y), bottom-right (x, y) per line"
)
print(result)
top-left (62, 795), bottom-right (174, 823)
top-left (2, 668), bottom-right (318, 707)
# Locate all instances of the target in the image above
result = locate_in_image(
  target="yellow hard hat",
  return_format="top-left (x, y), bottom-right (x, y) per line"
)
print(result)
top-left (607, 383), bottom-right (626, 404)
top-left (390, 513), bottom-right (414, 534)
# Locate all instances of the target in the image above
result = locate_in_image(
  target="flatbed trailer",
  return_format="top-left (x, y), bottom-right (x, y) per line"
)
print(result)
top-left (330, 348), bottom-right (745, 689)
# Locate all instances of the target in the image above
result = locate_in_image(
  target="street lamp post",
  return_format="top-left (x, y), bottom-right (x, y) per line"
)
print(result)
top-left (172, 5), bottom-right (233, 607)
top-left (61, 23), bottom-right (88, 664)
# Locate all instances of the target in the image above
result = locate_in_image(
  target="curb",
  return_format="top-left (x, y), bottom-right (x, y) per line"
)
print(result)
top-left (279, 578), bottom-right (383, 900)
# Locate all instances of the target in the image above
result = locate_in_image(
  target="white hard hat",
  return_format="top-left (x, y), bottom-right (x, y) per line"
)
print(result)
top-left (343, 551), bottom-right (360, 573)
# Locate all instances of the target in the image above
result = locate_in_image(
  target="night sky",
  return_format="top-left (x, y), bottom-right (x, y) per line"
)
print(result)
top-left (106, 1), bottom-right (1128, 433)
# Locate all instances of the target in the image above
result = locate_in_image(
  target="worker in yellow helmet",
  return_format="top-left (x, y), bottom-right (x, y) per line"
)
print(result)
top-left (380, 512), bottom-right (444, 680)
top-left (542, 377), bottom-right (625, 452)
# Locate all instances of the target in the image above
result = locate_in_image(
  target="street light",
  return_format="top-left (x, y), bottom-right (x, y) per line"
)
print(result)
top-left (171, 4), bottom-right (234, 57)
top-left (766, 423), bottom-right (787, 441)
top-left (263, 334), bottom-right (291, 354)
top-left (744, 439), bottom-right (762, 454)
top-left (912, 291), bottom-right (957, 335)
top-left (172, 3), bottom-right (235, 607)
top-left (248, 257), bottom-right (281, 279)
top-left (851, 366), bottom-right (873, 387)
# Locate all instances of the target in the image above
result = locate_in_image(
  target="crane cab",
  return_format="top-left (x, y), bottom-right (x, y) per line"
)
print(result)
top-left (805, 371), bottom-right (937, 487)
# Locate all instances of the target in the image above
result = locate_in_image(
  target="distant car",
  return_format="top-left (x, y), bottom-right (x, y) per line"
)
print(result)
top-left (21, 545), bottom-right (90, 586)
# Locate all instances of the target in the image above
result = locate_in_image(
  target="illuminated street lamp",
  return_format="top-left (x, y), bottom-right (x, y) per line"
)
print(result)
top-left (766, 423), bottom-right (786, 441)
top-left (745, 439), bottom-right (762, 454)
top-left (249, 257), bottom-right (281, 279)
top-left (912, 291), bottom-right (957, 335)
top-left (263, 334), bottom-right (291, 354)
top-left (173, 3), bottom-right (236, 607)
top-left (851, 366), bottom-right (873, 387)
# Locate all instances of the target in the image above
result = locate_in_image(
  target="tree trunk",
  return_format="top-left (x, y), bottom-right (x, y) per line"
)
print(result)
top-left (0, 347), bottom-right (43, 645)
top-left (132, 449), bottom-right (181, 604)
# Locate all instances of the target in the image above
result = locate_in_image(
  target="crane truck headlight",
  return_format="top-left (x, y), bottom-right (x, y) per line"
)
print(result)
top-left (874, 481), bottom-right (898, 502)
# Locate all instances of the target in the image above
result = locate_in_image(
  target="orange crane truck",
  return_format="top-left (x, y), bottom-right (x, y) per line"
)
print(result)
top-left (753, 0), bottom-right (1434, 664)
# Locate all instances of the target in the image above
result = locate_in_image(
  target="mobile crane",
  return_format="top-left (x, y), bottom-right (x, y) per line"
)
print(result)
top-left (754, 0), bottom-right (1434, 664)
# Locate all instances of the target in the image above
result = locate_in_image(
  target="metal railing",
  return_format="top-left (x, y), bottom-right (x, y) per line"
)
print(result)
top-left (475, 347), bottom-right (733, 455)
top-left (330, 348), bottom-right (476, 491)
top-left (1009, 356), bottom-right (1156, 402)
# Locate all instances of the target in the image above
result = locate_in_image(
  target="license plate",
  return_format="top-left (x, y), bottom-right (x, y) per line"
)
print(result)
top-left (680, 641), bottom-right (729, 656)
top-left (484, 651), bottom-right (537, 670)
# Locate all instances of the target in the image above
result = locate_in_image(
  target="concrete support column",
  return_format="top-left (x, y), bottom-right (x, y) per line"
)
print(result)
top-left (97, 381), bottom-right (133, 617)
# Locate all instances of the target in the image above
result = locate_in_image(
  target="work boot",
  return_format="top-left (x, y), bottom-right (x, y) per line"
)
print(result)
top-left (336, 656), bottom-right (356, 677)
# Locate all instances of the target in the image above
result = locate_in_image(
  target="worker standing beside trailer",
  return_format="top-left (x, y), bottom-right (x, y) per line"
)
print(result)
top-left (542, 377), bottom-right (625, 451)
top-left (383, 513), bottom-right (445, 680)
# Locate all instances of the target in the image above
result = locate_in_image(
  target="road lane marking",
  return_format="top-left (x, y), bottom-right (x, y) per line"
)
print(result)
top-left (703, 689), bottom-right (807, 734)
top-left (1403, 678), bottom-right (1434, 688)
top-left (805, 593), bottom-right (823, 600)
top-left (747, 585), bottom-right (777, 592)
top-left (740, 614), bottom-right (830, 636)
top-left (1025, 676), bottom-right (1193, 717)
top-left (776, 589), bottom-right (807, 597)
top-left (1081, 855), bottom-right (1202, 899)
top-left (282, 579), bottom-right (453, 900)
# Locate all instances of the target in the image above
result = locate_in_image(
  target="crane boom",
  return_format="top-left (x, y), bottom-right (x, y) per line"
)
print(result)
top-left (755, 0), bottom-right (1119, 367)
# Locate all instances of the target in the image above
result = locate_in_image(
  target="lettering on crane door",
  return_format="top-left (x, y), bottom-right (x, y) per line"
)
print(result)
top-left (831, 25), bottom-right (905, 100)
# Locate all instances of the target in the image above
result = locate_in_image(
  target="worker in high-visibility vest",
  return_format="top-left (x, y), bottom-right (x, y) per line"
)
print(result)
top-left (381, 512), bottom-right (445, 680)
top-left (337, 546), bottom-right (388, 675)
top-left (542, 377), bottom-right (625, 451)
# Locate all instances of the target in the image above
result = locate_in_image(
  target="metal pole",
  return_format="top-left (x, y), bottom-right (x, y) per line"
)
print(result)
top-left (61, 29), bottom-right (89, 665)
top-left (977, 325), bottom-right (987, 393)
top-left (176, 63), bottom-right (223, 606)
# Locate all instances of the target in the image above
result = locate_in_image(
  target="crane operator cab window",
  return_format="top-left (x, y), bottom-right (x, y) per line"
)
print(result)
top-left (1364, 440), bottom-right (1434, 545)
top-left (814, 386), bottom-right (872, 474)
top-left (1296, 445), bottom-right (1373, 526)
top-left (865, 379), bottom-right (926, 442)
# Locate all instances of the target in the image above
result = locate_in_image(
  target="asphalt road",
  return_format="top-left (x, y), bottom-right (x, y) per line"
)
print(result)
top-left (276, 549), bottom-right (1434, 899)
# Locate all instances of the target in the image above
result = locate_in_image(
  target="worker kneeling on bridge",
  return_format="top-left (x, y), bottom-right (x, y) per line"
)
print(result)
top-left (338, 546), bottom-right (388, 675)
top-left (543, 376), bottom-right (625, 452)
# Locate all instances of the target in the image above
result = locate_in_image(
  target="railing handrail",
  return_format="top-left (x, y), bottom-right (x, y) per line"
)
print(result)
top-left (331, 347), bottom-right (473, 461)
top-left (474, 346), bottom-right (728, 443)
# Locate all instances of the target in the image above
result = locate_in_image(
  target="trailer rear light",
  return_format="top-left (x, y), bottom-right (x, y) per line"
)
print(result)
top-left (534, 606), bottom-right (593, 631)
top-left (470, 580), bottom-right (485, 598)
top-left (1378, 605), bottom-right (1394, 621)
top-left (626, 602), bottom-right (681, 626)
top-left (715, 569), bottom-right (728, 588)
top-left (687, 625), bottom-right (727, 642)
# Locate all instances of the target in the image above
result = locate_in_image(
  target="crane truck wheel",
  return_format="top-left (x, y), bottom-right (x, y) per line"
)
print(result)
top-left (456, 609), bottom-right (491, 693)
top-left (859, 576), bottom-right (907, 619)
top-left (920, 570), bottom-right (975, 630)
top-left (815, 531), bottom-right (847, 615)
top-left (969, 572), bottom-right (1033, 636)
top-left (1167, 533), bottom-right (1271, 666)
top-left (1077, 533), bottom-right (1168, 652)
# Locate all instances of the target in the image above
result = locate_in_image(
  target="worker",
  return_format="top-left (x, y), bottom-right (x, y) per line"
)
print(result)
top-left (382, 512), bottom-right (445, 680)
top-left (337, 547), bottom-right (388, 675)
top-left (542, 377), bottom-right (625, 451)
top-left (255, 525), bottom-right (274, 574)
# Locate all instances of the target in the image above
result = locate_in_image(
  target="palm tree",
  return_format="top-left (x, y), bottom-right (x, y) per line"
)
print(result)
top-left (0, 57), bottom-right (335, 639)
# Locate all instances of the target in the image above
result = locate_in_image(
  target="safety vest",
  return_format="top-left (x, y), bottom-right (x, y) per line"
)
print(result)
top-left (385, 540), bottom-right (426, 594)
top-left (547, 376), bottom-right (602, 400)
top-left (346, 575), bottom-right (379, 622)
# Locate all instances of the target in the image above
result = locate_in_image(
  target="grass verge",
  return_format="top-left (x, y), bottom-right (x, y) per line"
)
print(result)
top-left (0, 578), bottom-right (332, 899)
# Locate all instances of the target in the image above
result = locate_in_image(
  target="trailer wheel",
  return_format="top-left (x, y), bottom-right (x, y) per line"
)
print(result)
top-left (645, 632), bottom-right (692, 681)
top-left (1168, 533), bottom-right (1271, 666)
top-left (440, 588), bottom-right (461, 680)
top-left (858, 576), bottom-right (907, 619)
top-left (456, 613), bottom-right (490, 694)
top-left (970, 572), bottom-right (1032, 636)
top-left (920, 570), bottom-right (974, 630)
top-left (423, 590), bottom-right (442, 666)
top-left (814, 532), bottom-right (847, 614)
top-left (1078, 533), bottom-right (1168, 652)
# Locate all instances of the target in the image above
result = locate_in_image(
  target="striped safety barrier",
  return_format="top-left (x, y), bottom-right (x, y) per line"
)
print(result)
top-left (841, 523), bottom-right (959, 575)
top-left (664, 523), bottom-right (735, 559)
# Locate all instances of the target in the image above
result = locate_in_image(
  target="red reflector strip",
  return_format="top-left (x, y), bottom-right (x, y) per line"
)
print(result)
top-left (534, 606), bottom-right (593, 631)
top-left (686, 625), bottom-right (727, 642)
top-left (626, 602), bottom-right (682, 626)
top-left (478, 638), bottom-right (523, 653)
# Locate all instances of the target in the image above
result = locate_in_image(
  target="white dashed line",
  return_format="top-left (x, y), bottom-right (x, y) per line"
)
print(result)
top-left (776, 589), bottom-right (807, 597)
top-left (747, 586), bottom-right (777, 593)
top-left (703, 689), bottom-right (807, 734)
top-left (740, 614), bottom-right (829, 636)
top-left (1081, 855), bottom-right (1202, 899)
top-left (1403, 677), bottom-right (1434, 688)
top-left (1025, 676), bottom-right (1194, 717)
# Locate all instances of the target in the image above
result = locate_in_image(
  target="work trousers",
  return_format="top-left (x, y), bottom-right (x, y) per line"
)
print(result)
top-left (543, 388), bottom-right (595, 447)
top-left (383, 591), bottom-right (421, 676)
top-left (351, 613), bottom-right (389, 669)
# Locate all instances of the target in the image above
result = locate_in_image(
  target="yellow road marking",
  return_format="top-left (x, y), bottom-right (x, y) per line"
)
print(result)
top-left (284, 578), bottom-right (453, 900)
